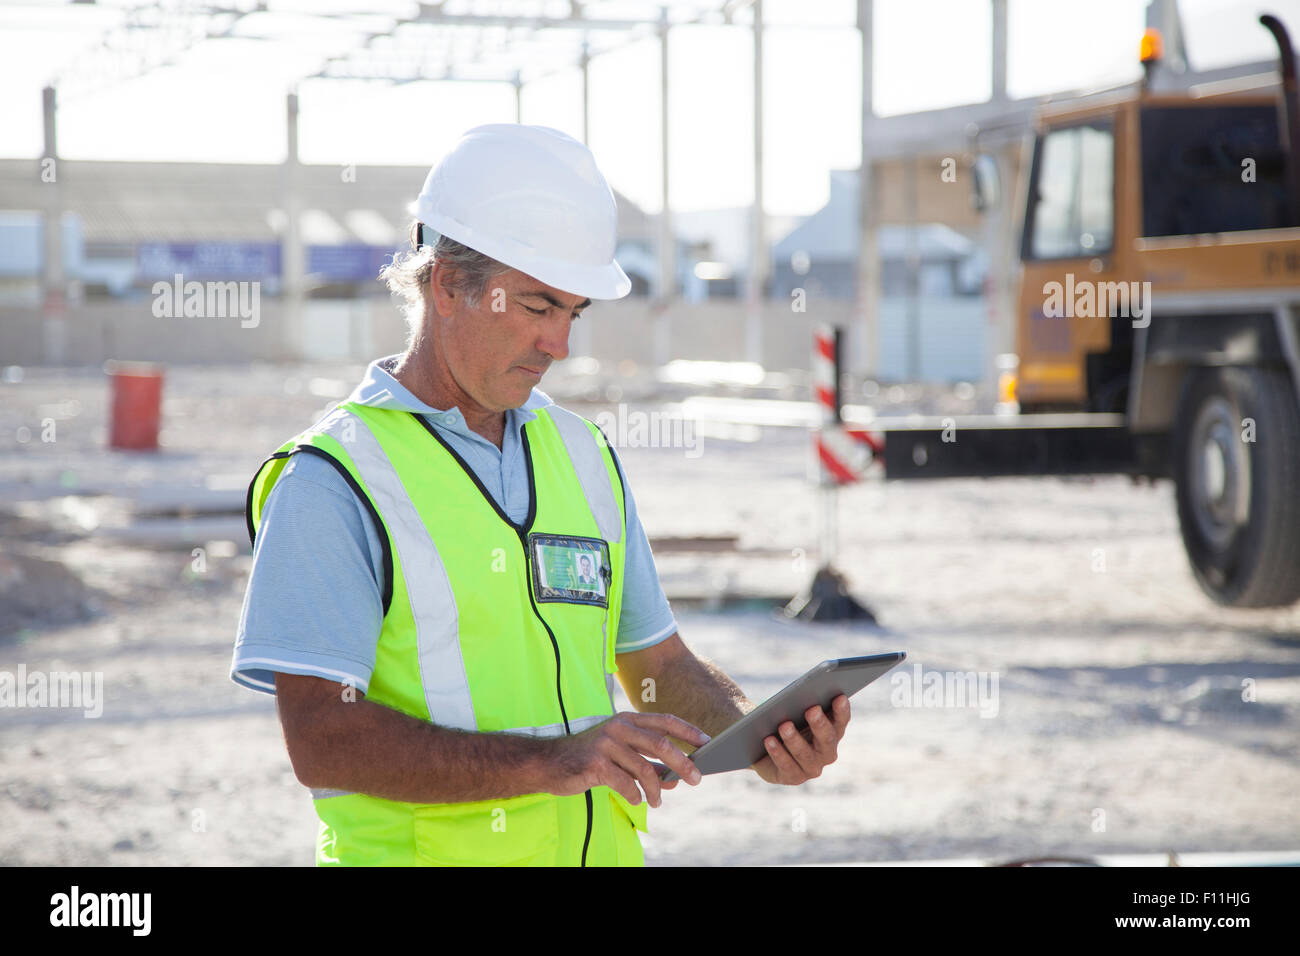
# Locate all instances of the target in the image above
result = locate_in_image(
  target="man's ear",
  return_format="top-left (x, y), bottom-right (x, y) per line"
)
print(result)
top-left (428, 261), bottom-right (458, 318)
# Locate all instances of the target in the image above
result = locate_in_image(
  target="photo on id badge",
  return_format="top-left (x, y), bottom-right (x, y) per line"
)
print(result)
top-left (528, 533), bottom-right (610, 608)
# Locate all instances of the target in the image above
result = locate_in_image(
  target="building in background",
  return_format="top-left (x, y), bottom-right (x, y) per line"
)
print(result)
top-left (1, 158), bottom-right (988, 380)
top-left (771, 168), bottom-right (989, 382)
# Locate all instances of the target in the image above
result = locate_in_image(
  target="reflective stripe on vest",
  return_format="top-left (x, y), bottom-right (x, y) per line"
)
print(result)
top-left (249, 400), bottom-right (647, 866)
top-left (548, 406), bottom-right (623, 545)
top-left (339, 410), bottom-right (475, 730)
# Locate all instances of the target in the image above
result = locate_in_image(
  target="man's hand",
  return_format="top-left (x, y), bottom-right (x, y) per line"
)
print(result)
top-left (546, 712), bottom-right (710, 808)
top-left (750, 695), bottom-right (851, 785)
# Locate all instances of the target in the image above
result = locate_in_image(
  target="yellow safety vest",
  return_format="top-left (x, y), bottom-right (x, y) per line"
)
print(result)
top-left (246, 397), bottom-right (649, 865)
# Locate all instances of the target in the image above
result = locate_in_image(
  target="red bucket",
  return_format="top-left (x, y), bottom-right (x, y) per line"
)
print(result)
top-left (106, 361), bottom-right (164, 451)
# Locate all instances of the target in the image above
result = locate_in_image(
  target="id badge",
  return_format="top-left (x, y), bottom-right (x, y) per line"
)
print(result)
top-left (527, 533), bottom-right (611, 608)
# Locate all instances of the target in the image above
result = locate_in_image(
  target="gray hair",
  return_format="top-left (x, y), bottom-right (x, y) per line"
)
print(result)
top-left (379, 223), bottom-right (513, 340)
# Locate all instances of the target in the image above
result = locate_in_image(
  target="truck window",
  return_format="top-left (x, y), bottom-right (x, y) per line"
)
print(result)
top-left (1023, 122), bottom-right (1114, 260)
top-left (1140, 105), bottom-right (1286, 237)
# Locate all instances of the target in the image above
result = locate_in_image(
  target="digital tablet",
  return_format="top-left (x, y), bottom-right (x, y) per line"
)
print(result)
top-left (660, 652), bottom-right (906, 783)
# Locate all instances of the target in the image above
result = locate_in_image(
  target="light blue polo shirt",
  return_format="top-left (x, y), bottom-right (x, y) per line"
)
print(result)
top-left (231, 355), bottom-right (678, 696)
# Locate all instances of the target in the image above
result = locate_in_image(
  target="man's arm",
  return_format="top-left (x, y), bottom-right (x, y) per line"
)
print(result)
top-left (613, 633), bottom-right (753, 739)
top-left (614, 632), bottom-right (851, 785)
top-left (275, 673), bottom-right (708, 807)
top-left (598, 442), bottom-right (848, 785)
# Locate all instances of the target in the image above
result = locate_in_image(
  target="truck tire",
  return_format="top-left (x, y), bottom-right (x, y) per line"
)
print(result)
top-left (1172, 365), bottom-right (1300, 607)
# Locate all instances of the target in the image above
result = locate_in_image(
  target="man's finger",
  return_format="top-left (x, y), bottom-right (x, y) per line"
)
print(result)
top-left (777, 719), bottom-right (822, 777)
top-left (805, 705), bottom-right (839, 758)
top-left (608, 745), bottom-right (666, 808)
top-left (762, 733), bottom-right (803, 783)
top-left (617, 722), bottom-right (702, 786)
top-left (829, 694), bottom-right (851, 738)
top-left (623, 711), bottom-right (710, 748)
top-left (653, 764), bottom-right (680, 790)
top-left (601, 762), bottom-right (644, 807)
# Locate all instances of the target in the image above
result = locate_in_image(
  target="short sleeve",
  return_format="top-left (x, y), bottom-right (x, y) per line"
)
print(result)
top-left (230, 452), bottom-right (386, 695)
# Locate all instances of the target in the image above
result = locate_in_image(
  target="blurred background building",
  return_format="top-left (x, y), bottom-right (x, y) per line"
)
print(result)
top-left (0, 0), bottom-right (1289, 383)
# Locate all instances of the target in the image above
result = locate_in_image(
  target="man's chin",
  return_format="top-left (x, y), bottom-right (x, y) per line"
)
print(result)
top-left (500, 387), bottom-right (534, 410)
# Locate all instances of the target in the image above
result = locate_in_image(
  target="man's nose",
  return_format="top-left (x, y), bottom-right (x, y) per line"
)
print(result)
top-left (536, 313), bottom-right (571, 363)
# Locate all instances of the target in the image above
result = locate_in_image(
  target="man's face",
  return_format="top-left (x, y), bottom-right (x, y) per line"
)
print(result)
top-left (580, 556), bottom-right (592, 575)
top-left (429, 264), bottom-right (590, 412)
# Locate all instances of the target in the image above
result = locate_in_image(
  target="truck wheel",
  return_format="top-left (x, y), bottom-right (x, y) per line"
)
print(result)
top-left (1172, 366), bottom-right (1300, 607)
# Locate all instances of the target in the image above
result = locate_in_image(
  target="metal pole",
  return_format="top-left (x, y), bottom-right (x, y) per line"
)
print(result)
top-left (991, 0), bottom-right (1008, 103)
top-left (41, 86), bottom-right (67, 364)
top-left (655, 5), bottom-right (673, 367)
top-left (284, 91), bottom-right (305, 360)
top-left (572, 46), bottom-right (595, 360)
top-left (856, 0), bottom-right (879, 380)
top-left (831, 326), bottom-right (844, 424)
top-left (746, 0), bottom-right (765, 366)
top-left (904, 152), bottom-right (920, 381)
top-left (1146, 0), bottom-right (1188, 85)
top-left (986, 0), bottom-right (1011, 393)
top-left (984, 145), bottom-right (1013, 392)
top-left (823, 484), bottom-right (839, 566)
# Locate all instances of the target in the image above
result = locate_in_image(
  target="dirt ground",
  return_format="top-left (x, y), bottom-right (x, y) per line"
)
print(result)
top-left (2, 363), bottom-right (1298, 866)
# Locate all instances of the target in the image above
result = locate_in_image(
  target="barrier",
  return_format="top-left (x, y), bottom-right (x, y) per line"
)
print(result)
top-left (781, 324), bottom-right (879, 623)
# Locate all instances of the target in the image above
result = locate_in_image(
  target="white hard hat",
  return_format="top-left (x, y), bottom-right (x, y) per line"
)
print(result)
top-left (410, 123), bottom-right (631, 300)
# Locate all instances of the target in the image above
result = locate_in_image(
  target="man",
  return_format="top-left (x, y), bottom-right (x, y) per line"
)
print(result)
top-left (575, 554), bottom-right (599, 591)
top-left (231, 123), bottom-right (850, 866)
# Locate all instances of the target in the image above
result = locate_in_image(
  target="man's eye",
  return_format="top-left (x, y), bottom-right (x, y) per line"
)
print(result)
top-left (524, 305), bottom-right (547, 315)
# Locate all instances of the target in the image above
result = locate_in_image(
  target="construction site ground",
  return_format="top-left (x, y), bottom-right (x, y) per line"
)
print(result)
top-left (2, 362), bottom-right (1298, 866)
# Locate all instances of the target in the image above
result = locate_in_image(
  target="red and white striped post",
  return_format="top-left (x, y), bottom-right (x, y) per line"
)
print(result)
top-left (783, 324), bottom-right (878, 622)
top-left (814, 325), bottom-right (844, 566)
top-left (813, 325), bottom-right (879, 487)
top-left (813, 324), bottom-right (839, 422)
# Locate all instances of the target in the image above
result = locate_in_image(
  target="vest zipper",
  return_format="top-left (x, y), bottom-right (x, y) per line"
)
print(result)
top-left (411, 413), bottom-right (594, 867)
top-left (512, 488), bottom-right (594, 867)
top-left (514, 524), bottom-right (571, 734)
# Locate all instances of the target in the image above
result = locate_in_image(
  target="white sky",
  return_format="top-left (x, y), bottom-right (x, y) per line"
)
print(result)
top-left (0, 0), bottom-right (1291, 216)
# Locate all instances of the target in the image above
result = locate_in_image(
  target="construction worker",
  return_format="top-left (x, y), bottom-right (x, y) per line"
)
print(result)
top-left (230, 123), bottom-right (852, 866)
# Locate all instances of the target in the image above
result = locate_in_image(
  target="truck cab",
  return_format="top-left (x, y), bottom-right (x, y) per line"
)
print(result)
top-left (881, 20), bottom-right (1300, 609)
top-left (1011, 25), bottom-right (1300, 608)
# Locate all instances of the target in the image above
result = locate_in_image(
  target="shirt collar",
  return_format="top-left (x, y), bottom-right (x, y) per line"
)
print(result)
top-left (343, 354), bottom-right (554, 426)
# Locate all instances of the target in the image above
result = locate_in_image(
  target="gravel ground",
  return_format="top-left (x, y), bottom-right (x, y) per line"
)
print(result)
top-left (1, 363), bottom-right (1298, 866)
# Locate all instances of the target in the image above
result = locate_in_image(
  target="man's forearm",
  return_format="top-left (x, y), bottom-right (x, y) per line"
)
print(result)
top-left (634, 651), bottom-right (754, 743)
top-left (286, 693), bottom-right (564, 804)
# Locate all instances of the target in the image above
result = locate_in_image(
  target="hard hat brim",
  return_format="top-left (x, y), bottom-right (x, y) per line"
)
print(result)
top-left (415, 210), bottom-right (631, 301)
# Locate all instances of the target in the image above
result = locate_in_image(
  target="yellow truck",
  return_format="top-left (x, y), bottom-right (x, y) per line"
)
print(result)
top-left (880, 16), bottom-right (1300, 608)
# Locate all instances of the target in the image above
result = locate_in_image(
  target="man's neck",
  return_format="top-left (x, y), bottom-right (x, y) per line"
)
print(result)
top-left (389, 344), bottom-right (506, 449)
